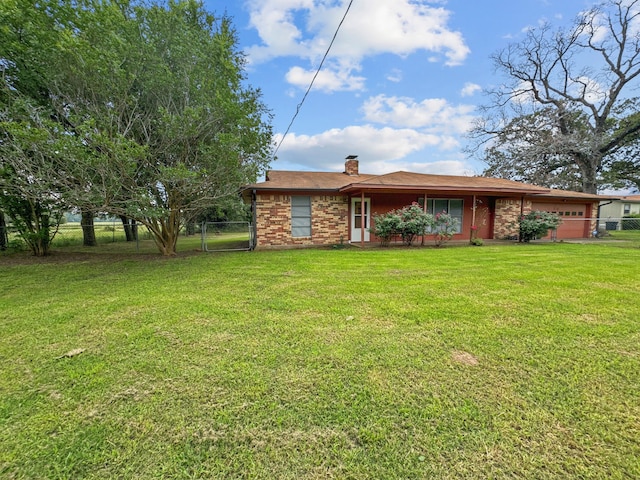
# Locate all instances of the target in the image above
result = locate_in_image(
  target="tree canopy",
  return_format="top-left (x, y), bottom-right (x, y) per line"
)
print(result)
top-left (469, 0), bottom-right (640, 194)
top-left (0, 0), bottom-right (273, 255)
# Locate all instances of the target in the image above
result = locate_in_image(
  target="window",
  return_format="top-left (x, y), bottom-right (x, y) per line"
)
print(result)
top-left (624, 204), bottom-right (631, 215)
top-left (291, 196), bottom-right (311, 237)
top-left (419, 198), bottom-right (463, 233)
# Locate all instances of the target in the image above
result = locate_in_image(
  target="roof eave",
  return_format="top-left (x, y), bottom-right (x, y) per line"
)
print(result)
top-left (338, 184), bottom-right (550, 195)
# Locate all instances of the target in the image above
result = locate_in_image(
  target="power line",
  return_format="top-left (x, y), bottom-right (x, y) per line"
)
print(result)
top-left (272, 0), bottom-right (355, 159)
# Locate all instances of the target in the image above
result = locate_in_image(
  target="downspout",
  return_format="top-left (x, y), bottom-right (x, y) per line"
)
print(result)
top-left (597, 200), bottom-right (613, 219)
top-left (597, 200), bottom-right (613, 234)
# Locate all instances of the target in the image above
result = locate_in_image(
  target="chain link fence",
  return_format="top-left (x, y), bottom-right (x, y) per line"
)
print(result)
top-left (597, 217), bottom-right (640, 232)
top-left (200, 221), bottom-right (253, 252)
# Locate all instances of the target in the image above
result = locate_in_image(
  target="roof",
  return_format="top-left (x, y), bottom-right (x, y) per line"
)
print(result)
top-left (338, 171), bottom-right (549, 194)
top-left (535, 189), bottom-right (615, 201)
top-left (243, 169), bottom-right (615, 199)
top-left (244, 170), bottom-right (375, 191)
top-left (619, 194), bottom-right (640, 202)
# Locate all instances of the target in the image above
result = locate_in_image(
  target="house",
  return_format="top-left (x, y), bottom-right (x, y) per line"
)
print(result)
top-left (242, 156), bottom-right (605, 248)
top-left (598, 195), bottom-right (640, 230)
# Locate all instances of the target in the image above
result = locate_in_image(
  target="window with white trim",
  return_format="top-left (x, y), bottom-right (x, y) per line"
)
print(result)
top-left (419, 198), bottom-right (463, 233)
top-left (291, 196), bottom-right (311, 237)
top-left (624, 203), bottom-right (631, 214)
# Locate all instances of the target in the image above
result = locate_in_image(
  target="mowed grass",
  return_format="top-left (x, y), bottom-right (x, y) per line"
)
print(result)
top-left (1, 241), bottom-right (639, 479)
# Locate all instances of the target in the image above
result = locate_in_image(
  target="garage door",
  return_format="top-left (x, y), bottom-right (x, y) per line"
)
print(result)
top-left (531, 202), bottom-right (589, 239)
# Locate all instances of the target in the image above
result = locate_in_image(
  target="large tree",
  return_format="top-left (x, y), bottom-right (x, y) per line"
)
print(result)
top-left (470, 0), bottom-right (640, 194)
top-left (1, 0), bottom-right (273, 256)
top-left (54, 0), bottom-right (272, 255)
top-left (0, 0), bottom-right (102, 247)
top-left (0, 93), bottom-right (72, 256)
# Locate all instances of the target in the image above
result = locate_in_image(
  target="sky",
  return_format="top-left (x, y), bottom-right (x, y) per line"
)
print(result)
top-left (203, 0), bottom-right (594, 177)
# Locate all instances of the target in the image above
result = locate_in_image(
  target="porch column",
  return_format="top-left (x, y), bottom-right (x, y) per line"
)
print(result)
top-left (472, 195), bottom-right (477, 226)
top-left (361, 190), bottom-right (365, 247)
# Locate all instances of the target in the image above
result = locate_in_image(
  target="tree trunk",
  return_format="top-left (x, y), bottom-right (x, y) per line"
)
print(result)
top-left (577, 154), bottom-right (600, 194)
top-left (120, 215), bottom-right (138, 242)
top-left (81, 210), bottom-right (97, 247)
top-left (147, 210), bottom-right (180, 256)
top-left (0, 211), bottom-right (7, 251)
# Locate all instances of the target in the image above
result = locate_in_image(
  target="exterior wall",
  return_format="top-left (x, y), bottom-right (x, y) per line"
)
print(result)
top-left (599, 201), bottom-right (624, 219)
top-left (493, 198), bottom-right (530, 239)
top-left (600, 200), bottom-right (640, 219)
top-left (367, 193), bottom-right (494, 243)
top-left (255, 193), bottom-right (348, 248)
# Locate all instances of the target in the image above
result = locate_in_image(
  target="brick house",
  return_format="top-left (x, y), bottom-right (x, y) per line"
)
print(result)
top-left (242, 157), bottom-right (604, 248)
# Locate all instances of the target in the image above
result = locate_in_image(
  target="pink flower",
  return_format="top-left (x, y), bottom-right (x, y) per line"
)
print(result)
top-left (471, 225), bottom-right (478, 231)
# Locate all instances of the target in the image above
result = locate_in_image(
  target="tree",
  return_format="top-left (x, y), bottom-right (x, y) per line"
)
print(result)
top-left (0, 210), bottom-right (7, 251)
top-left (0, 94), bottom-right (70, 256)
top-left (51, 0), bottom-right (273, 255)
top-left (0, 0), bottom-right (101, 247)
top-left (470, 0), bottom-right (640, 194)
top-left (1, 0), bottom-right (273, 256)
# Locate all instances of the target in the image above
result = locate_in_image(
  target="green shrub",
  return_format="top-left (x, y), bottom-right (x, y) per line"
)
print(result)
top-left (432, 211), bottom-right (460, 247)
top-left (519, 211), bottom-right (561, 242)
top-left (370, 203), bottom-right (433, 246)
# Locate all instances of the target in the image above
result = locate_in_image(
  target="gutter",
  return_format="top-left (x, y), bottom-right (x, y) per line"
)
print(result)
top-left (597, 200), bottom-right (614, 220)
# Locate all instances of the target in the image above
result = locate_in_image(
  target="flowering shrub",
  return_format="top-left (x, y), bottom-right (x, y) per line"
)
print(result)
top-left (432, 211), bottom-right (459, 247)
top-left (518, 211), bottom-right (561, 242)
top-left (370, 211), bottom-right (401, 246)
top-left (370, 203), bottom-right (432, 246)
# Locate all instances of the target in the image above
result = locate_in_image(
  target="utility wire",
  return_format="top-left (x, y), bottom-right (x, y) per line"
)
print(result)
top-left (272, 0), bottom-right (355, 159)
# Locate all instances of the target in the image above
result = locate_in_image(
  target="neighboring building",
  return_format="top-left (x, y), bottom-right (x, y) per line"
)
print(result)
top-left (242, 157), bottom-right (606, 249)
top-left (599, 195), bottom-right (640, 218)
top-left (598, 194), bottom-right (640, 230)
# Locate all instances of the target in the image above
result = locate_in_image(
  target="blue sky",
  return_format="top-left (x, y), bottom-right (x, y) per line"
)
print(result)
top-left (204, 0), bottom-right (592, 176)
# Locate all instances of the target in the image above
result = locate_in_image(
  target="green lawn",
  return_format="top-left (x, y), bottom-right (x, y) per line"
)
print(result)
top-left (1, 241), bottom-right (639, 479)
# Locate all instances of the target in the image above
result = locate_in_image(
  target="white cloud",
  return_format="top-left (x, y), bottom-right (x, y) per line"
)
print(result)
top-left (285, 61), bottom-right (366, 92)
top-left (571, 76), bottom-right (607, 103)
top-left (245, 0), bottom-right (470, 92)
top-left (361, 94), bottom-right (476, 135)
top-left (460, 82), bottom-right (481, 97)
top-left (271, 122), bottom-right (476, 175)
top-left (386, 68), bottom-right (403, 83)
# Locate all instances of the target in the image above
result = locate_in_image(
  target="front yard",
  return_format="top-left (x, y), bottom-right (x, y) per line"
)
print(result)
top-left (1, 242), bottom-right (639, 478)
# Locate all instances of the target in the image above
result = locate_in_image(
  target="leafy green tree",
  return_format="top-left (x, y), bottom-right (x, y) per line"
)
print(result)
top-left (0, 95), bottom-right (71, 256)
top-left (1, 0), bottom-right (272, 256)
top-left (470, 0), bottom-right (640, 194)
top-left (51, 0), bottom-right (273, 255)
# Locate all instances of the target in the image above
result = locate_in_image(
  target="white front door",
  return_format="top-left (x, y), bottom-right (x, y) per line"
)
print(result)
top-left (351, 197), bottom-right (371, 242)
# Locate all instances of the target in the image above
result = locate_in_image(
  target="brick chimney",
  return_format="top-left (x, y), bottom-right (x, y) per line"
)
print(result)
top-left (344, 155), bottom-right (359, 175)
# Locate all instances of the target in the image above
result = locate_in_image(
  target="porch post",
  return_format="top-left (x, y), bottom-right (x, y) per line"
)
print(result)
top-left (422, 193), bottom-right (428, 245)
top-left (361, 190), bottom-right (365, 247)
top-left (472, 194), bottom-right (477, 226)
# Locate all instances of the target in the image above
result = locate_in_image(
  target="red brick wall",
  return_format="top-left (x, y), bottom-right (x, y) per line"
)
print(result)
top-left (255, 193), bottom-right (349, 248)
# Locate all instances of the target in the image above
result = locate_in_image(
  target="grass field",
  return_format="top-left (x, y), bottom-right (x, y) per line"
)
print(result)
top-left (1, 240), bottom-right (639, 479)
